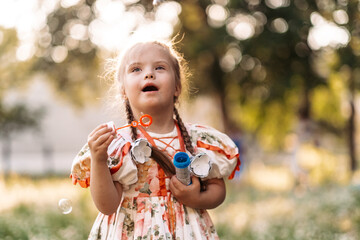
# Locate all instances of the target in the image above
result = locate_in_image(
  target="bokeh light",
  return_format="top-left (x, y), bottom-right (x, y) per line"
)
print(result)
top-left (308, 12), bottom-right (350, 50)
top-left (51, 45), bottom-right (68, 63)
top-left (206, 4), bottom-right (229, 28)
top-left (333, 9), bottom-right (349, 25)
top-left (227, 14), bottom-right (256, 40)
top-left (270, 18), bottom-right (288, 33)
top-left (1, 1), bottom-right (360, 239)
top-left (265, 0), bottom-right (290, 9)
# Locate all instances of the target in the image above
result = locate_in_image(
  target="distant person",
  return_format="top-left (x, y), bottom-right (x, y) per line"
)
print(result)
top-left (70, 39), bottom-right (240, 239)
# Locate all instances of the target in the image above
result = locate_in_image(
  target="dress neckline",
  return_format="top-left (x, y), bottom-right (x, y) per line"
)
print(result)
top-left (146, 125), bottom-right (177, 137)
top-left (138, 120), bottom-right (186, 152)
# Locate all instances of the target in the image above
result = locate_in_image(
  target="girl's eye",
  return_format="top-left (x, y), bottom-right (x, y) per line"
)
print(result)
top-left (131, 67), bottom-right (141, 72)
top-left (156, 66), bottom-right (165, 70)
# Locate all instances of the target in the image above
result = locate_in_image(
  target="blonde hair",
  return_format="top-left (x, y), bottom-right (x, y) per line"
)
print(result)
top-left (118, 40), bottom-right (189, 99)
top-left (104, 39), bottom-right (195, 175)
top-left (104, 39), bottom-right (190, 115)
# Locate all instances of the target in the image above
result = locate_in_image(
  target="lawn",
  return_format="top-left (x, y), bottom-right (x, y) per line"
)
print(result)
top-left (0, 174), bottom-right (359, 239)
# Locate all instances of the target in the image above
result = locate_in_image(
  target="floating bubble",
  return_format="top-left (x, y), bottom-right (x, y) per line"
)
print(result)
top-left (58, 198), bottom-right (72, 214)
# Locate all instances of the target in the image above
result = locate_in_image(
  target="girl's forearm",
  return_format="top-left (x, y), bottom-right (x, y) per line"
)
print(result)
top-left (90, 161), bottom-right (123, 215)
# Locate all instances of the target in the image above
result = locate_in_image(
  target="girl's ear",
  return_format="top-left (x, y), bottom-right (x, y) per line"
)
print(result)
top-left (120, 85), bottom-right (127, 99)
top-left (174, 84), bottom-right (181, 98)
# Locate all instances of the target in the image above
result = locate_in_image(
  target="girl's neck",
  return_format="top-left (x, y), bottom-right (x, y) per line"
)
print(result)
top-left (133, 108), bottom-right (175, 134)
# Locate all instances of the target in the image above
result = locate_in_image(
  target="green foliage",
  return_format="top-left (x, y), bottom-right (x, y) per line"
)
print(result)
top-left (351, 185), bottom-right (360, 233)
top-left (311, 84), bottom-right (347, 131)
top-left (177, 0), bottom-right (324, 149)
top-left (176, 0), bottom-right (359, 152)
top-left (0, 27), bottom-right (43, 138)
top-left (0, 202), bottom-right (92, 240)
top-left (0, 103), bottom-right (44, 137)
top-left (2, 0), bottom-right (359, 155)
top-left (0, 181), bottom-right (95, 240)
top-left (32, 1), bottom-right (102, 108)
top-left (1, 176), bottom-right (360, 240)
top-left (213, 183), bottom-right (360, 240)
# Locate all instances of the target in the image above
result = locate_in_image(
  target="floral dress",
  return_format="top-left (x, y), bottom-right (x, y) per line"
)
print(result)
top-left (71, 122), bottom-right (241, 240)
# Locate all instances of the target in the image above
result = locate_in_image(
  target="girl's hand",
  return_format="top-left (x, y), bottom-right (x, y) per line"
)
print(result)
top-left (88, 125), bottom-right (123, 215)
top-left (87, 124), bottom-right (116, 164)
top-left (169, 175), bottom-right (201, 207)
top-left (170, 176), bottom-right (226, 209)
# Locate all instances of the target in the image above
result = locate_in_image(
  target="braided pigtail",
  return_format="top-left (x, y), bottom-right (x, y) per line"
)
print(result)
top-left (174, 107), bottom-right (207, 191)
top-left (151, 148), bottom-right (176, 177)
top-left (125, 99), bottom-right (175, 176)
top-left (125, 99), bottom-right (138, 141)
top-left (173, 107), bottom-right (195, 155)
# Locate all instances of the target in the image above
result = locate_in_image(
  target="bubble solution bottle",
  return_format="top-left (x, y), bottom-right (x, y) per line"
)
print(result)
top-left (173, 152), bottom-right (192, 185)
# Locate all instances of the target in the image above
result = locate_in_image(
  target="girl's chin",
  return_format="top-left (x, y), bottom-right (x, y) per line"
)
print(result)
top-left (137, 102), bottom-right (172, 112)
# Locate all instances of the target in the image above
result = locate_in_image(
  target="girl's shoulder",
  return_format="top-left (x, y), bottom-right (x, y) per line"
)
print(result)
top-left (186, 123), bottom-right (236, 151)
top-left (185, 123), bottom-right (241, 180)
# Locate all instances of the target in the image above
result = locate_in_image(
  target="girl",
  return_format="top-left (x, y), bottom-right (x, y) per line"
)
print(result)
top-left (70, 40), bottom-right (241, 240)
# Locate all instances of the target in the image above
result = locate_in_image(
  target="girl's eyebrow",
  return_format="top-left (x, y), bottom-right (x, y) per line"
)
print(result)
top-left (127, 62), bottom-right (141, 69)
top-left (127, 60), bottom-right (170, 69)
top-left (154, 60), bottom-right (170, 67)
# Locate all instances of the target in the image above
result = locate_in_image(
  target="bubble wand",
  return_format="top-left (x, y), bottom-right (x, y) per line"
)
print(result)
top-left (115, 114), bottom-right (152, 131)
top-left (106, 114), bottom-right (152, 155)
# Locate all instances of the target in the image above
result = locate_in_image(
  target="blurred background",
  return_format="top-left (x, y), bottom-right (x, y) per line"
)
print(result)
top-left (1, 0), bottom-right (360, 239)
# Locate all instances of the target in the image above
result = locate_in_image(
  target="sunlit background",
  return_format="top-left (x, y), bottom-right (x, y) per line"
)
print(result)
top-left (1, 0), bottom-right (360, 239)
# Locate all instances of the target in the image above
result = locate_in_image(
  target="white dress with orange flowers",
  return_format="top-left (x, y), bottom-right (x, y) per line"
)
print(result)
top-left (71, 123), bottom-right (240, 240)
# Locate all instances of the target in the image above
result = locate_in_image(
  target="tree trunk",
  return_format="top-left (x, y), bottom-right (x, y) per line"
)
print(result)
top-left (348, 94), bottom-right (357, 172)
top-left (298, 87), bottom-right (311, 120)
top-left (218, 90), bottom-right (231, 134)
top-left (211, 55), bottom-right (236, 134)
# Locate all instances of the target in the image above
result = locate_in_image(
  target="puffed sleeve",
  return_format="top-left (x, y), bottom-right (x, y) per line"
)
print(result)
top-left (107, 135), bottom-right (138, 190)
top-left (70, 133), bottom-right (138, 189)
top-left (70, 143), bottom-right (91, 188)
top-left (188, 124), bottom-right (241, 180)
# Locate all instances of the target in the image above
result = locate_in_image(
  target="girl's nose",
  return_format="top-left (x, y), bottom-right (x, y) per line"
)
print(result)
top-left (144, 72), bottom-right (155, 80)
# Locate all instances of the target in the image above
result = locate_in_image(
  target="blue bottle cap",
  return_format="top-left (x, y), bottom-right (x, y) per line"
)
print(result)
top-left (173, 152), bottom-right (190, 169)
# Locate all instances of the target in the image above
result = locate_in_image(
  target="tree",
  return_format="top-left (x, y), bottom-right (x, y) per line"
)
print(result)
top-left (176, 0), bottom-right (330, 150)
top-left (315, 0), bottom-right (360, 171)
top-left (0, 27), bottom-right (43, 172)
top-left (12, 0), bottom-right (355, 165)
top-left (32, 0), bottom-right (101, 107)
top-left (177, 0), bottom-right (359, 172)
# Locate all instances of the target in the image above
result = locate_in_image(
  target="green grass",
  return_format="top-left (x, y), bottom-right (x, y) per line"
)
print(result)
top-left (213, 182), bottom-right (360, 240)
top-left (1, 176), bottom-right (360, 239)
top-left (0, 189), bottom-right (94, 240)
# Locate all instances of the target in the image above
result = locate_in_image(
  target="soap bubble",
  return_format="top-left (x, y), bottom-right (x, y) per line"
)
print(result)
top-left (58, 198), bottom-right (72, 214)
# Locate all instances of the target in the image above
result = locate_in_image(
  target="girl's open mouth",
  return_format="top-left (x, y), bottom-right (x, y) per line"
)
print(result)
top-left (142, 86), bottom-right (159, 92)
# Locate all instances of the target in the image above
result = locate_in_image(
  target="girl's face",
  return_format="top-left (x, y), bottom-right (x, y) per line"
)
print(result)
top-left (122, 43), bottom-right (181, 116)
